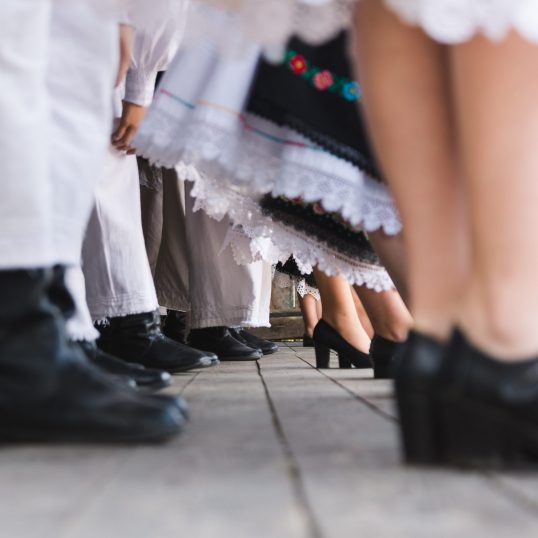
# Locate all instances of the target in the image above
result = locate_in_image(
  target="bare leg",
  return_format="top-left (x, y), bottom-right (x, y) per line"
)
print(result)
top-left (298, 293), bottom-right (320, 339)
top-left (313, 268), bottom-right (371, 353)
top-left (351, 287), bottom-right (374, 338)
top-left (451, 33), bottom-right (538, 359)
top-left (356, 1), bottom-right (471, 341)
top-left (368, 230), bottom-right (409, 305)
top-left (354, 285), bottom-right (412, 343)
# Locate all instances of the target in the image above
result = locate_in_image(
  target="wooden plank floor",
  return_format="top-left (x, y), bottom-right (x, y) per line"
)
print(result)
top-left (2, 343), bottom-right (538, 538)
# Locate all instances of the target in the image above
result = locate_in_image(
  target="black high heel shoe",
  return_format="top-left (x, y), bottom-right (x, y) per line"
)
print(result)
top-left (435, 330), bottom-right (538, 468)
top-left (394, 331), bottom-right (446, 465)
top-left (312, 319), bottom-right (372, 369)
top-left (369, 335), bottom-right (405, 379)
top-left (303, 334), bottom-right (314, 347)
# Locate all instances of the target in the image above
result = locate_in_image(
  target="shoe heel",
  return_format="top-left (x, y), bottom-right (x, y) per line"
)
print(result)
top-left (338, 354), bottom-right (352, 369)
top-left (440, 398), bottom-right (516, 467)
top-left (315, 343), bottom-right (331, 369)
top-left (373, 358), bottom-right (392, 379)
top-left (396, 390), bottom-right (439, 465)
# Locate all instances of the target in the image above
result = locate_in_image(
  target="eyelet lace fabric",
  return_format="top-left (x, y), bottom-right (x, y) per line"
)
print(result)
top-left (136, 106), bottom-right (402, 235)
top-left (273, 271), bottom-right (321, 301)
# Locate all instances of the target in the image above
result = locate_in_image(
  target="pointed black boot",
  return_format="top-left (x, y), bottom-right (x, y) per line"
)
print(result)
top-left (0, 268), bottom-right (184, 443)
top-left (96, 311), bottom-right (218, 373)
top-left (312, 319), bottom-right (371, 369)
top-left (394, 331), bottom-right (445, 465)
top-left (78, 340), bottom-right (172, 392)
top-left (229, 328), bottom-right (279, 355)
top-left (369, 335), bottom-right (405, 380)
top-left (436, 330), bottom-right (538, 468)
top-left (189, 327), bottom-right (262, 361)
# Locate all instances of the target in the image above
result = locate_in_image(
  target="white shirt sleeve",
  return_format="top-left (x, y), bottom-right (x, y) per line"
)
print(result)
top-left (123, 1), bottom-right (189, 106)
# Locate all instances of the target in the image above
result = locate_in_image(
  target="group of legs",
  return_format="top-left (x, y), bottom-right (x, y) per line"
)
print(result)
top-left (0, 0), bottom-right (194, 443)
top-left (354, 1), bottom-right (538, 466)
top-left (139, 165), bottom-right (278, 359)
top-left (0, 0), bottom-right (274, 444)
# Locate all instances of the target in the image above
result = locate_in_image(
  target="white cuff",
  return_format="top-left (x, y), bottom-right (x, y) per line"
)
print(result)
top-left (124, 69), bottom-right (158, 106)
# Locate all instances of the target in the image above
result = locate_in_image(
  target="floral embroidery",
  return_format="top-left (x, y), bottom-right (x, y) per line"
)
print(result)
top-left (283, 49), bottom-right (362, 102)
top-left (313, 70), bottom-right (334, 91)
top-left (289, 54), bottom-right (307, 75)
top-left (342, 81), bottom-right (361, 101)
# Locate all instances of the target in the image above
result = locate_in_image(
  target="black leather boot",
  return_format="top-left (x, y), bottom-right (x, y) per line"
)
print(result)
top-left (229, 328), bottom-right (279, 355)
top-left (0, 268), bottom-right (184, 443)
top-left (163, 310), bottom-right (188, 344)
top-left (369, 335), bottom-right (405, 380)
top-left (189, 327), bottom-right (262, 361)
top-left (96, 311), bottom-right (218, 373)
top-left (78, 340), bottom-right (172, 392)
top-left (46, 269), bottom-right (189, 417)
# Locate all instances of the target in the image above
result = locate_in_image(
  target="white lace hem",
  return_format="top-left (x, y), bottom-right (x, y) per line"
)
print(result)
top-left (179, 165), bottom-right (394, 291)
top-left (188, 0), bottom-right (356, 60)
top-left (384, 0), bottom-right (538, 44)
top-left (136, 107), bottom-right (402, 235)
top-left (274, 271), bottom-right (321, 301)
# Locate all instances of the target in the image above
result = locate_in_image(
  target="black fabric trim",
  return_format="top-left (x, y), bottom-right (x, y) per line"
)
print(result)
top-left (247, 32), bottom-right (384, 180)
top-left (276, 258), bottom-right (317, 287)
top-left (262, 196), bottom-right (381, 265)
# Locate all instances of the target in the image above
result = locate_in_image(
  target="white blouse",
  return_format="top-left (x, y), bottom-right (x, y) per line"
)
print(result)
top-left (122, 0), bottom-right (190, 106)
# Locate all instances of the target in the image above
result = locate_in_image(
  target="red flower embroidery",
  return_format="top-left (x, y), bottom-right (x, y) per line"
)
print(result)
top-left (289, 54), bottom-right (307, 75)
top-left (313, 70), bottom-right (334, 91)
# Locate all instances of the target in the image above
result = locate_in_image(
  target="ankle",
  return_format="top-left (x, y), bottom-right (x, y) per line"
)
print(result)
top-left (304, 325), bottom-right (316, 339)
top-left (374, 322), bottom-right (410, 344)
top-left (412, 314), bottom-right (453, 343)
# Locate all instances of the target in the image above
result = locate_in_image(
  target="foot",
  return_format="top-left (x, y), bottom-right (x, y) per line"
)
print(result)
top-left (369, 335), bottom-right (405, 380)
top-left (303, 334), bottom-right (314, 347)
top-left (189, 327), bottom-right (262, 361)
top-left (78, 340), bottom-right (172, 392)
top-left (313, 319), bottom-right (371, 369)
top-left (394, 331), bottom-right (446, 464)
top-left (0, 269), bottom-right (184, 443)
top-left (162, 309), bottom-right (187, 344)
top-left (436, 330), bottom-right (538, 468)
top-left (96, 311), bottom-right (218, 374)
top-left (229, 328), bottom-right (279, 355)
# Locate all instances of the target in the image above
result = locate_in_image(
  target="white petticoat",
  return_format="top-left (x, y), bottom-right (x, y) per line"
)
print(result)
top-left (273, 270), bottom-right (321, 301)
top-left (194, 0), bottom-right (538, 49)
top-left (385, 0), bottom-right (538, 44)
top-left (134, 1), bottom-right (398, 290)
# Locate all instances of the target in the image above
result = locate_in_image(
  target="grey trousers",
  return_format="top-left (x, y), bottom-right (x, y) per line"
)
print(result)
top-left (141, 169), bottom-right (271, 329)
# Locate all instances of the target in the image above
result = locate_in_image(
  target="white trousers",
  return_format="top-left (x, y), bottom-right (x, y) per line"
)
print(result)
top-left (81, 145), bottom-right (159, 323)
top-left (0, 1), bottom-right (117, 269)
top-left (141, 171), bottom-right (272, 329)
